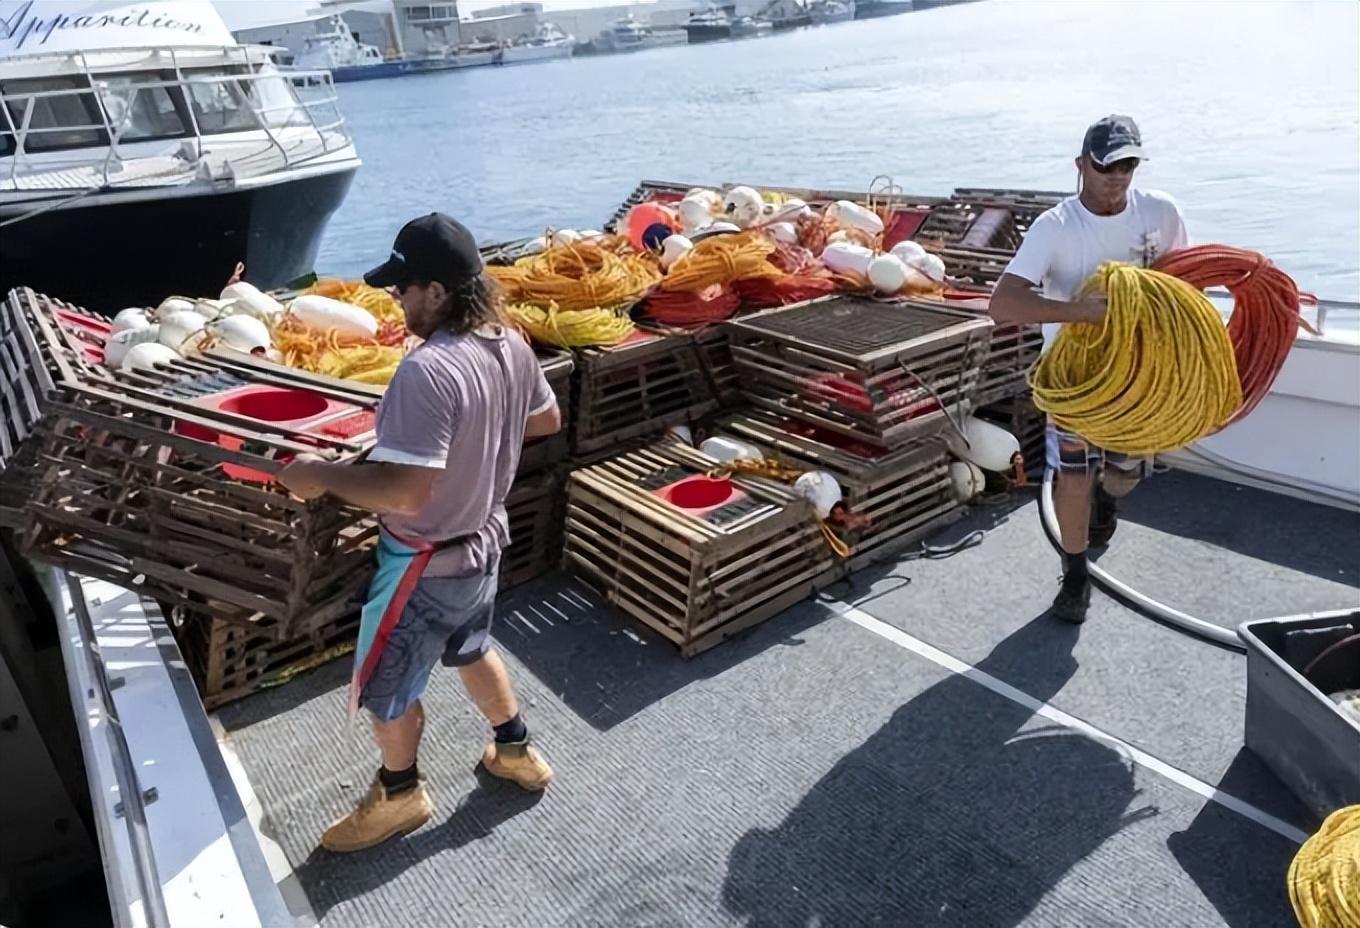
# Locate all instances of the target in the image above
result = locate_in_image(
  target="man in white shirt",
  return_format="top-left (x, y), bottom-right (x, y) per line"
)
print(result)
top-left (990, 115), bottom-right (1189, 623)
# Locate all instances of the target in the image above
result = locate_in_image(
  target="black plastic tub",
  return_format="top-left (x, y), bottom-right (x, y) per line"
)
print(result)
top-left (1239, 609), bottom-right (1360, 821)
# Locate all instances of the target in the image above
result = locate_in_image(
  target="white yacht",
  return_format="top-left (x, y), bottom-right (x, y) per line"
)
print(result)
top-left (292, 14), bottom-right (400, 82)
top-left (595, 16), bottom-right (689, 53)
top-left (0, 0), bottom-right (361, 312)
top-left (502, 23), bottom-right (575, 65)
top-left (811, 0), bottom-right (858, 24)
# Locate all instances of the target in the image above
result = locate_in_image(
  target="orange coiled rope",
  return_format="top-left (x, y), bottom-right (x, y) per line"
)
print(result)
top-left (660, 232), bottom-right (782, 292)
top-left (1152, 244), bottom-right (1317, 425)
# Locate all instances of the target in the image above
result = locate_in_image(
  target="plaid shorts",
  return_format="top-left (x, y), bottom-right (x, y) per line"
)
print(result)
top-left (1045, 422), bottom-right (1153, 477)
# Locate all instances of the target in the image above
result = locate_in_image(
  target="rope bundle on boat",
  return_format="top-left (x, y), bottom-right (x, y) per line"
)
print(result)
top-left (1029, 262), bottom-right (1242, 456)
top-left (487, 241), bottom-right (660, 311)
top-left (644, 284), bottom-right (742, 327)
top-left (1289, 805), bottom-right (1360, 928)
top-left (734, 241), bottom-right (840, 307)
top-left (1151, 244), bottom-right (1317, 425)
top-left (659, 232), bottom-right (782, 292)
top-left (506, 301), bottom-right (635, 348)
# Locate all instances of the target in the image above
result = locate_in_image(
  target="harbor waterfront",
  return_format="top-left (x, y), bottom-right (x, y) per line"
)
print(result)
top-left (313, 0), bottom-right (1360, 317)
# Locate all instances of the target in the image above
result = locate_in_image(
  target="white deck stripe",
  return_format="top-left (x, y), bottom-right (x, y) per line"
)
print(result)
top-left (834, 603), bottom-right (1310, 845)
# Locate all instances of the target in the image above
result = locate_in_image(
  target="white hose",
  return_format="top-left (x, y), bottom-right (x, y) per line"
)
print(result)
top-left (1039, 469), bottom-right (1246, 651)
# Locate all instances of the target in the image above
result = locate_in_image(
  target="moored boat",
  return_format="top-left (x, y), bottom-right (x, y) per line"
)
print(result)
top-left (0, 0), bottom-right (360, 311)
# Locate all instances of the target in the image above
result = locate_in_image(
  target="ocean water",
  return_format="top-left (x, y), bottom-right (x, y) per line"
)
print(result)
top-left (314, 0), bottom-right (1360, 310)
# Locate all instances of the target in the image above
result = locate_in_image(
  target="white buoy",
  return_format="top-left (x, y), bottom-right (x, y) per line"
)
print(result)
top-left (767, 222), bottom-right (799, 244)
top-left (794, 471), bottom-right (843, 519)
top-left (157, 309), bottom-right (209, 353)
top-left (950, 460), bottom-right (986, 503)
top-left (723, 186), bottom-right (765, 228)
top-left (212, 314), bottom-right (273, 354)
top-left (832, 200), bottom-right (885, 236)
top-left (111, 308), bottom-right (151, 335)
top-left (660, 234), bottom-right (694, 270)
top-left (666, 424), bottom-right (694, 446)
top-left (121, 341), bottom-right (180, 372)
top-left (105, 325), bottom-right (160, 368)
top-left (867, 254), bottom-right (910, 294)
top-left (890, 240), bottom-right (928, 264)
top-left (908, 252), bottom-right (948, 284)
top-left (155, 296), bottom-right (194, 318)
top-left (551, 229), bottom-right (583, 247)
top-left (678, 196), bottom-right (715, 232)
top-left (820, 242), bottom-right (874, 277)
top-left (700, 436), bottom-right (763, 463)
top-left (947, 417), bottom-right (1021, 472)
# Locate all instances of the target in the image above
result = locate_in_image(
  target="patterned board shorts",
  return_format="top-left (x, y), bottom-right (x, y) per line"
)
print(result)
top-left (360, 557), bottom-right (499, 722)
top-left (1045, 422), bottom-right (1153, 477)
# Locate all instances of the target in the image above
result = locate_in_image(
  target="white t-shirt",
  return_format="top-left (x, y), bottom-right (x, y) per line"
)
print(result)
top-left (1004, 189), bottom-right (1189, 345)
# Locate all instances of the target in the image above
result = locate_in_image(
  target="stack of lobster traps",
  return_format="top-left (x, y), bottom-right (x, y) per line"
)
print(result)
top-left (1, 287), bottom-right (384, 705)
top-left (562, 441), bottom-right (838, 656)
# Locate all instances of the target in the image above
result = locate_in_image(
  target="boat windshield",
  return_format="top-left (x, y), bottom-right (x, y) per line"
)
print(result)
top-left (1, 60), bottom-right (325, 157)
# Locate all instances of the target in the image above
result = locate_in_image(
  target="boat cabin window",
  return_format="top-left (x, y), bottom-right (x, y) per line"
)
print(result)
top-left (95, 73), bottom-right (187, 143)
top-left (1, 76), bottom-right (106, 154)
top-left (183, 67), bottom-right (259, 134)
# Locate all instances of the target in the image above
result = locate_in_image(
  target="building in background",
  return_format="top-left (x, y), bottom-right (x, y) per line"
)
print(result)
top-left (231, 0), bottom-right (471, 61)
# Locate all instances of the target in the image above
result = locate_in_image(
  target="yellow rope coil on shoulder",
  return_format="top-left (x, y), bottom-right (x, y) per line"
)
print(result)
top-left (1289, 805), bottom-right (1360, 928)
top-left (1029, 262), bottom-right (1242, 456)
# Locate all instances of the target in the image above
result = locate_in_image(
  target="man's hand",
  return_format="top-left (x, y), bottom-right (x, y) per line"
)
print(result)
top-left (1070, 294), bottom-right (1107, 325)
top-left (277, 455), bottom-right (328, 500)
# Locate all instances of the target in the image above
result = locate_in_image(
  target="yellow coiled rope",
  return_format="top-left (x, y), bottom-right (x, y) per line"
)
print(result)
top-left (1289, 806), bottom-right (1360, 928)
top-left (487, 241), bottom-right (660, 312)
top-left (506, 301), bottom-right (635, 348)
top-left (1030, 262), bottom-right (1242, 456)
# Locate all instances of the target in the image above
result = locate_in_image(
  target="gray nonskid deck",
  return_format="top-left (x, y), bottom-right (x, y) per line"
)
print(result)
top-left (218, 472), bottom-right (1358, 927)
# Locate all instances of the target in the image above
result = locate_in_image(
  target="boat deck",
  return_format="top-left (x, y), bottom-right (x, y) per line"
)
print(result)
top-left (217, 470), bottom-right (1359, 927)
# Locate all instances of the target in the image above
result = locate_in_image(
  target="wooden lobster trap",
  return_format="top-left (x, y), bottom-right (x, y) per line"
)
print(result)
top-left (571, 331), bottom-right (716, 456)
top-left (3, 288), bottom-right (383, 639)
top-left (693, 327), bottom-right (743, 409)
top-left (519, 349), bottom-right (573, 476)
top-left (715, 411), bottom-right (960, 566)
top-left (563, 441), bottom-right (838, 656)
top-left (501, 467), bottom-right (564, 590)
top-left (0, 291), bottom-right (60, 525)
top-left (176, 603), bottom-right (361, 710)
top-left (726, 295), bottom-right (992, 450)
top-left (928, 294), bottom-right (1044, 407)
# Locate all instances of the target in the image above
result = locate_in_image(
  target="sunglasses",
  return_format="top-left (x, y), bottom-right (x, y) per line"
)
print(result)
top-left (1090, 156), bottom-right (1139, 175)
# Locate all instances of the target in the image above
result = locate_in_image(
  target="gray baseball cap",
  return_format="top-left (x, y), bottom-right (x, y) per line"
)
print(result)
top-left (1081, 115), bottom-right (1147, 166)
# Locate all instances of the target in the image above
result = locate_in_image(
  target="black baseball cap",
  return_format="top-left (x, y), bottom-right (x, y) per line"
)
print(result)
top-left (364, 213), bottom-right (483, 290)
top-left (1081, 115), bottom-right (1147, 166)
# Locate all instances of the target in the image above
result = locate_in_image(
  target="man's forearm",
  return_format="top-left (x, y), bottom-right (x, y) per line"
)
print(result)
top-left (991, 286), bottom-right (1091, 325)
top-left (307, 461), bottom-right (415, 514)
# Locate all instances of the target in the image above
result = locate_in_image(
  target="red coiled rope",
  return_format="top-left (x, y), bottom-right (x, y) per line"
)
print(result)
top-left (1151, 244), bottom-right (1318, 425)
top-left (643, 284), bottom-right (742, 327)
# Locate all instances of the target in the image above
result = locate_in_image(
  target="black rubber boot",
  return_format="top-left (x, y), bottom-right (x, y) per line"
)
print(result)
top-left (1050, 578), bottom-right (1091, 624)
top-left (1089, 485), bottom-right (1119, 548)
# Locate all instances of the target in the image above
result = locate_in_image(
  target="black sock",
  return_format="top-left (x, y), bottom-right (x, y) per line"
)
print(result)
top-left (1062, 551), bottom-right (1089, 588)
top-left (378, 762), bottom-right (420, 795)
top-left (494, 713), bottom-right (528, 744)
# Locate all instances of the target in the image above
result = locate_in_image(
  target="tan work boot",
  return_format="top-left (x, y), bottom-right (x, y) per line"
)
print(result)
top-left (320, 778), bottom-right (433, 853)
top-left (481, 740), bottom-right (553, 790)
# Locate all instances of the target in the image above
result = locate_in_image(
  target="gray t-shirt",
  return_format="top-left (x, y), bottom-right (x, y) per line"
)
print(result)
top-left (368, 325), bottom-right (556, 577)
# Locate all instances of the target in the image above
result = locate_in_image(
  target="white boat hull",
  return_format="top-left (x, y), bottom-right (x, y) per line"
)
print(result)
top-left (502, 44), bottom-right (573, 65)
top-left (1163, 326), bottom-right (1360, 510)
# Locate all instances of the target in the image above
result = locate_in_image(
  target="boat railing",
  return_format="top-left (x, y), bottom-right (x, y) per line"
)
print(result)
top-left (0, 44), bottom-right (353, 192)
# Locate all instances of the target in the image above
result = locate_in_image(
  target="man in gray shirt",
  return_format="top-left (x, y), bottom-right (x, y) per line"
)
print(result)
top-left (279, 213), bottom-right (561, 853)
